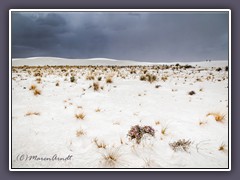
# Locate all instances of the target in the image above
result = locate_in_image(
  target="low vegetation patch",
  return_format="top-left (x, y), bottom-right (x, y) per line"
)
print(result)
top-left (127, 125), bottom-right (155, 144)
top-left (169, 139), bottom-right (192, 152)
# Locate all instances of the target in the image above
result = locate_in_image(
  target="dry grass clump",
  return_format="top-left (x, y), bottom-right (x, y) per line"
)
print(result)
top-left (140, 74), bottom-right (157, 83)
top-left (106, 77), bottom-right (113, 83)
top-left (29, 84), bottom-right (37, 90)
top-left (161, 75), bottom-right (168, 82)
top-left (76, 128), bottom-right (86, 137)
top-left (25, 112), bottom-right (40, 116)
top-left (86, 74), bottom-right (95, 80)
top-left (100, 147), bottom-right (122, 168)
top-left (218, 142), bottom-right (227, 151)
top-left (75, 113), bottom-right (85, 120)
top-left (93, 82), bottom-right (100, 91)
top-left (93, 138), bottom-right (106, 149)
top-left (95, 108), bottom-right (101, 112)
top-left (206, 112), bottom-right (225, 122)
top-left (155, 121), bottom-right (160, 125)
top-left (33, 89), bottom-right (41, 96)
top-left (169, 139), bottom-right (192, 152)
top-left (140, 75), bottom-right (147, 81)
top-left (36, 78), bottom-right (41, 84)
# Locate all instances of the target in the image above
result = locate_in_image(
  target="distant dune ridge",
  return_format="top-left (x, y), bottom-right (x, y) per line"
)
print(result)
top-left (12, 57), bottom-right (228, 67)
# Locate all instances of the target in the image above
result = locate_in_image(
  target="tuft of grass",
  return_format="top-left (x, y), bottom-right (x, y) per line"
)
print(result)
top-left (206, 112), bottom-right (225, 122)
top-left (218, 142), bottom-right (227, 151)
top-left (25, 112), bottom-right (40, 116)
top-left (76, 128), bottom-right (86, 137)
top-left (106, 77), bottom-right (113, 83)
top-left (169, 139), bottom-right (192, 152)
top-left (95, 108), bottom-right (101, 112)
top-left (93, 138), bottom-right (106, 149)
top-left (86, 74), bottom-right (95, 80)
top-left (29, 84), bottom-right (37, 90)
top-left (161, 126), bottom-right (168, 135)
top-left (36, 78), bottom-right (41, 84)
top-left (33, 89), bottom-right (41, 96)
top-left (100, 147), bottom-right (122, 168)
top-left (93, 82), bottom-right (100, 91)
top-left (70, 76), bottom-right (75, 83)
top-left (140, 75), bottom-right (146, 81)
top-left (75, 113), bottom-right (85, 120)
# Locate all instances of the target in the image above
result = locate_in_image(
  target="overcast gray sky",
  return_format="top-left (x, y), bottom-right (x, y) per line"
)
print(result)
top-left (12, 11), bottom-right (229, 62)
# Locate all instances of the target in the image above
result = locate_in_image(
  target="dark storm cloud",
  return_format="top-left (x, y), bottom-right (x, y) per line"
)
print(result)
top-left (12, 11), bottom-right (229, 62)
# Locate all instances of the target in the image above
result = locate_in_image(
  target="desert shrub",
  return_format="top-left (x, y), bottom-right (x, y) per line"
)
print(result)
top-left (29, 84), bottom-right (37, 90)
top-left (98, 77), bottom-right (102, 81)
top-left (225, 66), bottom-right (228, 71)
top-left (106, 77), bottom-right (113, 83)
top-left (70, 76), bottom-right (76, 83)
top-left (216, 67), bottom-right (222, 72)
top-left (218, 142), bottom-right (227, 151)
top-left (86, 74), bottom-right (95, 80)
top-left (93, 82), bottom-right (100, 91)
top-left (36, 78), bottom-right (41, 84)
top-left (33, 89), bottom-right (41, 96)
top-left (188, 91), bottom-right (196, 95)
top-left (140, 75), bottom-right (146, 81)
top-left (127, 125), bottom-right (155, 144)
top-left (169, 139), bottom-right (192, 152)
top-left (75, 113), bottom-right (85, 120)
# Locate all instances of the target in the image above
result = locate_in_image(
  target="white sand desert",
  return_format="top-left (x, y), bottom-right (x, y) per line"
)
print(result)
top-left (11, 57), bottom-right (229, 169)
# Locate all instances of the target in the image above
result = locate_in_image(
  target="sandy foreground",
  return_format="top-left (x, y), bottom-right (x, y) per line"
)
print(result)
top-left (11, 58), bottom-right (229, 169)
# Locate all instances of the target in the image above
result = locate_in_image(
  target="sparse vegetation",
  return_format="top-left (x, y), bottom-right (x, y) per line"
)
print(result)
top-left (93, 138), bottom-right (106, 149)
top-left (218, 142), bottom-right (227, 151)
top-left (25, 112), bottom-right (40, 116)
top-left (33, 89), bottom-right (41, 96)
top-left (169, 139), bottom-right (192, 152)
top-left (106, 77), bottom-right (113, 83)
top-left (93, 82), bottom-right (100, 91)
top-left (75, 113), bottom-right (85, 120)
top-left (29, 84), bottom-right (37, 90)
top-left (188, 91), bottom-right (196, 95)
top-left (127, 125), bottom-right (155, 144)
top-left (70, 76), bottom-right (75, 83)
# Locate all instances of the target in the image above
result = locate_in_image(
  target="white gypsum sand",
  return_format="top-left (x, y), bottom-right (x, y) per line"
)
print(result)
top-left (11, 57), bottom-right (229, 168)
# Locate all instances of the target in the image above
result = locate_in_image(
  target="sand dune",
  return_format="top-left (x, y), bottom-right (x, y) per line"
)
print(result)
top-left (12, 57), bottom-right (228, 67)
